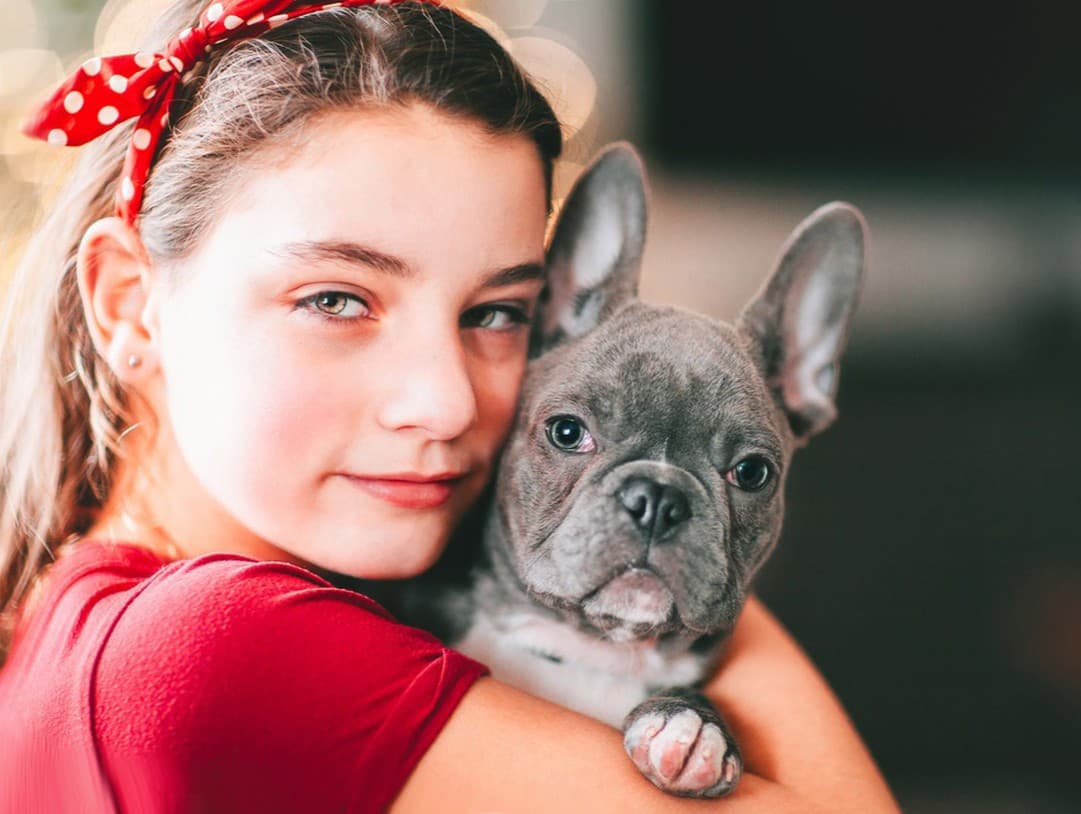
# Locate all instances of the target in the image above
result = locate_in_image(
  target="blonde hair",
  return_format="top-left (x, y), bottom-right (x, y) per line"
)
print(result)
top-left (0, 0), bottom-right (561, 663)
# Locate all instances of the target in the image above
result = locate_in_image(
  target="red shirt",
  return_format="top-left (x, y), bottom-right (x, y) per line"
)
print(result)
top-left (0, 541), bottom-right (487, 813)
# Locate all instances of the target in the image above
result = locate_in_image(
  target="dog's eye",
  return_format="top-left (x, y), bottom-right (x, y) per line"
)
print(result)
top-left (726, 456), bottom-right (772, 491)
top-left (545, 415), bottom-right (596, 453)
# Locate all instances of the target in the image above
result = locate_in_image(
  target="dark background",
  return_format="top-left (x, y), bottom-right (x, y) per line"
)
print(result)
top-left (643, 1), bottom-right (1081, 177)
top-left (638, 2), bottom-right (1081, 810)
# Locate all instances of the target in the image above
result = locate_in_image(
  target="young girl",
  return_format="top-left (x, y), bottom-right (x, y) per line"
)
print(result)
top-left (0, 1), bottom-right (900, 811)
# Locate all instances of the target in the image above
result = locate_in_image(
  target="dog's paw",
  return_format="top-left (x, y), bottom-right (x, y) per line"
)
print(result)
top-left (623, 707), bottom-right (742, 798)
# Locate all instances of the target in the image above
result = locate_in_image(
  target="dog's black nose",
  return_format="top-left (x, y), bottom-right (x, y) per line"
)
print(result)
top-left (617, 478), bottom-right (691, 540)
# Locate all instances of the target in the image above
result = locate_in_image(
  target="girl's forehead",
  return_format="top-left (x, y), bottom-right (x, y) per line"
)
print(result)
top-left (185, 105), bottom-right (548, 279)
top-left (237, 106), bottom-right (544, 220)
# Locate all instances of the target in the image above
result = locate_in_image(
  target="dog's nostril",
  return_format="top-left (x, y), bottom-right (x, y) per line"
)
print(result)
top-left (618, 478), bottom-right (691, 539)
top-left (656, 488), bottom-right (690, 537)
top-left (618, 479), bottom-right (659, 528)
top-left (662, 494), bottom-right (689, 527)
top-left (627, 495), bottom-right (648, 520)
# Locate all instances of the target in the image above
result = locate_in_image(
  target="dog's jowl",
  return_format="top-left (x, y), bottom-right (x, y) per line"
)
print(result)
top-left (370, 144), bottom-right (867, 798)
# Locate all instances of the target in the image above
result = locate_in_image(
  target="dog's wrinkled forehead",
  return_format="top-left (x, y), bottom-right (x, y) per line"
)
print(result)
top-left (525, 302), bottom-right (788, 458)
top-left (531, 143), bottom-right (866, 459)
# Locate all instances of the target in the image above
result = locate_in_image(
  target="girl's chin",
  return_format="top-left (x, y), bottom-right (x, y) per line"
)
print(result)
top-left (300, 525), bottom-right (452, 581)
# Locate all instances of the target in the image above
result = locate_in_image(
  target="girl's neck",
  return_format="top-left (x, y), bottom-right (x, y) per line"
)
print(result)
top-left (81, 505), bottom-right (183, 563)
top-left (82, 418), bottom-right (305, 568)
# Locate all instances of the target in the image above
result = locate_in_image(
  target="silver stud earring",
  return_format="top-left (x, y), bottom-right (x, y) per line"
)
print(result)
top-left (127, 354), bottom-right (142, 368)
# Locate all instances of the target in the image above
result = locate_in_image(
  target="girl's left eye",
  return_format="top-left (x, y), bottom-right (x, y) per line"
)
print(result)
top-left (462, 304), bottom-right (531, 331)
top-left (298, 291), bottom-right (371, 321)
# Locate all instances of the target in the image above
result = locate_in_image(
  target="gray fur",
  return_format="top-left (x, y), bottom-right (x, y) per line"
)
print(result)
top-left (374, 143), bottom-right (868, 798)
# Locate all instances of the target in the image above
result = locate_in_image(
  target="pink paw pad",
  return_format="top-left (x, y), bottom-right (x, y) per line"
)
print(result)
top-left (623, 708), bottom-right (742, 798)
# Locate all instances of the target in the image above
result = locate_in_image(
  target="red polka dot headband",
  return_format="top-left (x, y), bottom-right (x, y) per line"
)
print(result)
top-left (22, 0), bottom-right (439, 225)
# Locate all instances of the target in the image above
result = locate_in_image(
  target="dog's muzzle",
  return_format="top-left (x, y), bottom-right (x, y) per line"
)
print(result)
top-left (581, 568), bottom-right (676, 638)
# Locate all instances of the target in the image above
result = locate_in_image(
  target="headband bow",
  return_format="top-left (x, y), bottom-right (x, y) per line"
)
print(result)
top-left (23, 0), bottom-right (436, 224)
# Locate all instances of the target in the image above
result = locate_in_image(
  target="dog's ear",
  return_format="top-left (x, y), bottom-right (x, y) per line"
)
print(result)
top-left (737, 202), bottom-right (867, 443)
top-left (532, 142), bottom-right (648, 353)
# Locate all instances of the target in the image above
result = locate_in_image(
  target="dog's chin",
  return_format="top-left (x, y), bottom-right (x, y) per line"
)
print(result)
top-left (578, 568), bottom-right (678, 643)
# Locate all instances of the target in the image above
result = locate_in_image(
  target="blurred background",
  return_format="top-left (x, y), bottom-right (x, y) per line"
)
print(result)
top-left (2, 1), bottom-right (1078, 810)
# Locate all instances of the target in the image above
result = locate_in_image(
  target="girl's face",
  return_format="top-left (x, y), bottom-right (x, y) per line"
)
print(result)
top-left (145, 105), bottom-right (548, 577)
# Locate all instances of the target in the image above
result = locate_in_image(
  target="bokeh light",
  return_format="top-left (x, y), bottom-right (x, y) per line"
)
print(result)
top-left (95, 0), bottom-right (173, 56)
top-left (509, 35), bottom-right (597, 144)
top-left (0, 0), bottom-right (43, 53)
top-left (462, 0), bottom-right (549, 29)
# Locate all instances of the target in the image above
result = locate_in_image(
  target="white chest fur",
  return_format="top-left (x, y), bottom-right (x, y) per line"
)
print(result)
top-left (455, 606), bottom-right (705, 728)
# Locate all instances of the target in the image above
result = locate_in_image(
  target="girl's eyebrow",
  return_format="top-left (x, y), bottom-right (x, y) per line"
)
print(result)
top-left (482, 262), bottom-right (546, 289)
top-left (275, 240), bottom-right (412, 277)
top-left (273, 240), bottom-right (545, 289)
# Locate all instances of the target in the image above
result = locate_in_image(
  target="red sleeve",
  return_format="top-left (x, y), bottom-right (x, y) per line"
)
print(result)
top-left (92, 555), bottom-right (487, 814)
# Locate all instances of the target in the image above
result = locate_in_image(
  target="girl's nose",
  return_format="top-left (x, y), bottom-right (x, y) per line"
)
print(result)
top-left (374, 330), bottom-right (478, 441)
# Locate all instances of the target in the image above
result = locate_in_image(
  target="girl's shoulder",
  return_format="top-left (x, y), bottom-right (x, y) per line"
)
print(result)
top-left (84, 538), bottom-right (398, 629)
top-left (64, 538), bottom-right (485, 695)
top-left (12, 539), bottom-right (488, 813)
top-left (35, 538), bottom-right (405, 658)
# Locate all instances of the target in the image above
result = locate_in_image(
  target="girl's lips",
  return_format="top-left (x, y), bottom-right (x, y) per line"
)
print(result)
top-left (341, 475), bottom-right (459, 509)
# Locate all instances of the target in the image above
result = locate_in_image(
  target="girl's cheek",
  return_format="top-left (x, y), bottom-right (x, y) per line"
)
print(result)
top-left (252, 356), bottom-right (353, 435)
top-left (477, 355), bottom-right (529, 437)
top-left (199, 329), bottom-right (349, 455)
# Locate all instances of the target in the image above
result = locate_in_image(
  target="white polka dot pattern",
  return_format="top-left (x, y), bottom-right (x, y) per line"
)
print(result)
top-left (63, 91), bottom-right (83, 114)
top-left (21, 0), bottom-right (429, 224)
top-left (133, 129), bottom-right (152, 150)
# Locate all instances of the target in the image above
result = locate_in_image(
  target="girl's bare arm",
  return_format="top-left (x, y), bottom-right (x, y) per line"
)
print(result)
top-left (392, 596), bottom-right (900, 813)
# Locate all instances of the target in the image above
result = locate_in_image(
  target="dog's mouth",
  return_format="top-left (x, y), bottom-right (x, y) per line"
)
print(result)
top-left (579, 568), bottom-right (677, 641)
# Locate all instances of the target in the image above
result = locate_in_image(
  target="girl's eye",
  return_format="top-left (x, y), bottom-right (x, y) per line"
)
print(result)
top-left (725, 456), bottom-right (773, 491)
top-left (462, 304), bottom-right (531, 331)
top-left (299, 291), bottom-right (371, 321)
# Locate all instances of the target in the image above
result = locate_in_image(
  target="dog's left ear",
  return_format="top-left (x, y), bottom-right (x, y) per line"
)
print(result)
top-left (533, 142), bottom-right (648, 353)
top-left (737, 202), bottom-right (867, 443)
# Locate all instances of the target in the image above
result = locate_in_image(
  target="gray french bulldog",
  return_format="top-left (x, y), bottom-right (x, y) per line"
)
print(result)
top-left (360, 143), bottom-right (867, 798)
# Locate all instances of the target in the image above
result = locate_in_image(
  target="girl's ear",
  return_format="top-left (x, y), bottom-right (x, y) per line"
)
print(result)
top-left (76, 217), bottom-right (161, 384)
